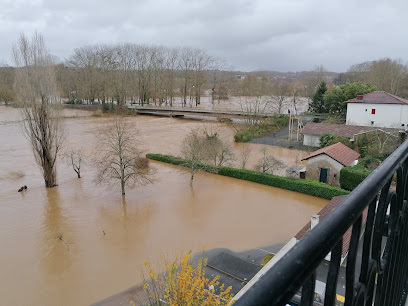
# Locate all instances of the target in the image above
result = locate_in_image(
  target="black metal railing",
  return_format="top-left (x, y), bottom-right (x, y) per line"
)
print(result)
top-left (235, 140), bottom-right (408, 306)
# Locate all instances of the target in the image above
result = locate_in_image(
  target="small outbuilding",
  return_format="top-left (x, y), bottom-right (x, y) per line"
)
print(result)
top-left (301, 142), bottom-right (360, 187)
top-left (301, 122), bottom-right (399, 147)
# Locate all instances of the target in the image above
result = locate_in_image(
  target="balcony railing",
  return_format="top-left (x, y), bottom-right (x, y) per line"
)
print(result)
top-left (235, 140), bottom-right (408, 306)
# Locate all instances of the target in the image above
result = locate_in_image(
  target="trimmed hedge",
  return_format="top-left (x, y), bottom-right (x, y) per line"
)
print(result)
top-left (147, 153), bottom-right (349, 200)
top-left (340, 165), bottom-right (372, 191)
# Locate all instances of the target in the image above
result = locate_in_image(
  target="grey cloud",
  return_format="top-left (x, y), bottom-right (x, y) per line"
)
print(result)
top-left (1, 0), bottom-right (407, 71)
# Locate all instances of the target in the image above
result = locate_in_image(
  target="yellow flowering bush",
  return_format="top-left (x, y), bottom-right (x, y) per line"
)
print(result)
top-left (140, 250), bottom-right (233, 305)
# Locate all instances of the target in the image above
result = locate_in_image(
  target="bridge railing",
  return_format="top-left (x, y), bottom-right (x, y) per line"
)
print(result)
top-left (235, 139), bottom-right (408, 306)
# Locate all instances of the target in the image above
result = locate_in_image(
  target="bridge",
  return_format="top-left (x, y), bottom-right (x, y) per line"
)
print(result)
top-left (127, 105), bottom-right (329, 122)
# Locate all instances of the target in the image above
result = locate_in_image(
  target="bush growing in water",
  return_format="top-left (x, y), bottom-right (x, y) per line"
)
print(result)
top-left (137, 157), bottom-right (149, 169)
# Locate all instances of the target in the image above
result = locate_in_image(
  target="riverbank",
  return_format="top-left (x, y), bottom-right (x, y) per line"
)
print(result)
top-left (146, 153), bottom-right (349, 200)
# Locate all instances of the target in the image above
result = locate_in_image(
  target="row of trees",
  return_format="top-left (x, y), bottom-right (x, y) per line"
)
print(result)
top-left (62, 44), bottom-right (232, 107)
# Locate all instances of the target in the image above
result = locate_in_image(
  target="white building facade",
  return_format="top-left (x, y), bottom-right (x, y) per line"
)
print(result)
top-left (346, 92), bottom-right (408, 129)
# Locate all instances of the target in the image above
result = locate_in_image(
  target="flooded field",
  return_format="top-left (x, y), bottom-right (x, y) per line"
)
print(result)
top-left (0, 106), bottom-right (326, 305)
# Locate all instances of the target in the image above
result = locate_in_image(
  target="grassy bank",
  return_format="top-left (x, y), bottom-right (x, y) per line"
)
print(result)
top-left (146, 153), bottom-right (349, 200)
top-left (234, 115), bottom-right (289, 142)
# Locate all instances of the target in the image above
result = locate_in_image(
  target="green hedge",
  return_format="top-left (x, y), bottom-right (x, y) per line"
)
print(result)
top-left (147, 153), bottom-right (349, 200)
top-left (340, 165), bottom-right (372, 191)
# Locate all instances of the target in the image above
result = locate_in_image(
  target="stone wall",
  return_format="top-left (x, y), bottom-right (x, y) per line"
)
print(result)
top-left (305, 154), bottom-right (344, 187)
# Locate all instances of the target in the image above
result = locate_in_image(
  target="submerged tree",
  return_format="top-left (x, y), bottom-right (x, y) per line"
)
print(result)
top-left (202, 126), bottom-right (235, 167)
top-left (94, 117), bottom-right (152, 195)
top-left (13, 32), bottom-right (65, 187)
top-left (65, 149), bottom-right (84, 178)
top-left (255, 147), bottom-right (285, 174)
top-left (181, 128), bottom-right (207, 186)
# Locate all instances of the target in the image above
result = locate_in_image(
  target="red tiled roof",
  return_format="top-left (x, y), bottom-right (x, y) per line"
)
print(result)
top-left (301, 142), bottom-right (360, 166)
top-left (295, 195), bottom-right (368, 257)
top-left (346, 91), bottom-right (408, 105)
top-left (301, 122), bottom-right (398, 139)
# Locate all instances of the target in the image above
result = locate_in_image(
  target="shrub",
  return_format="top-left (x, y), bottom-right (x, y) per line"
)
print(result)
top-left (147, 153), bottom-right (349, 200)
top-left (359, 155), bottom-right (381, 170)
top-left (262, 254), bottom-right (275, 266)
top-left (340, 165), bottom-right (372, 191)
top-left (140, 250), bottom-right (233, 306)
top-left (102, 102), bottom-right (110, 113)
top-left (320, 133), bottom-right (336, 148)
top-left (137, 157), bottom-right (150, 169)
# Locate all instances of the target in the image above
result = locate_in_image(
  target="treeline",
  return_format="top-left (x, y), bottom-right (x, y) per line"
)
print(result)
top-left (334, 58), bottom-right (408, 97)
top-left (0, 43), bottom-right (331, 108)
top-left (59, 44), bottom-right (233, 107)
top-left (2, 41), bottom-right (408, 110)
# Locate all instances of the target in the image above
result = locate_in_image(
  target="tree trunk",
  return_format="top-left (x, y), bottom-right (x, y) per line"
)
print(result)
top-left (44, 163), bottom-right (57, 187)
top-left (121, 179), bottom-right (125, 195)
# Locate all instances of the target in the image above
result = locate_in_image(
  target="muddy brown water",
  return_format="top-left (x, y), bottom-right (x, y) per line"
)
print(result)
top-left (0, 106), bottom-right (327, 305)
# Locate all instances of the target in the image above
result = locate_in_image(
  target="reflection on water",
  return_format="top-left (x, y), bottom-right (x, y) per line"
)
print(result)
top-left (0, 106), bottom-right (327, 305)
top-left (42, 188), bottom-right (73, 276)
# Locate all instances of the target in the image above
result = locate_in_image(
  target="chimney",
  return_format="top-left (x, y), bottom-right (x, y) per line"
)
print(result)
top-left (399, 131), bottom-right (407, 144)
top-left (356, 93), bottom-right (364, 101)
top-left (311, 215), bottom-right (319, 229)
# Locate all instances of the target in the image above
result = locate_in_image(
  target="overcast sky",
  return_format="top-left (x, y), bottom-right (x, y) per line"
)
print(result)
top-left (1, 0), bottom-right (407, 72)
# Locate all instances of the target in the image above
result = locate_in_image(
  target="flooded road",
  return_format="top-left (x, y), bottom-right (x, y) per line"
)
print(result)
top-left (0, 106), bottom-right (327, 305)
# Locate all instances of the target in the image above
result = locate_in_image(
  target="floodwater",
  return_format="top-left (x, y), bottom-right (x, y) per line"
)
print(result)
top-left (0, 106), bottom-right (327, 305)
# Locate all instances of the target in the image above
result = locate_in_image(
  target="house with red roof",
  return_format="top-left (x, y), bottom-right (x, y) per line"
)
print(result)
top-left (301, 142), bottom-right (360, 187)
top-left (301, 122), bottom-right (399, 147)
top-left (346, 91), bottom-right (408, 129)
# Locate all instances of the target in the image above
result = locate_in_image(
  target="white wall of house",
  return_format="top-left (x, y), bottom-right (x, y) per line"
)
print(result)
top-left (303, 134), bottom-right (320, 147)
top-left (346, 103), bottom-right (408, 129)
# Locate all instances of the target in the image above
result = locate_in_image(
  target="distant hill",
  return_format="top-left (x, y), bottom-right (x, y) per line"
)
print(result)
top-left (233, 70), bottom-right (339, 82)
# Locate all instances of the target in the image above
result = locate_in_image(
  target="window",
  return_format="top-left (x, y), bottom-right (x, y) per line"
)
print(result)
top-left (372, 109), bottom-right (376, 114)
top-left (371, 121), bottom-right (374, 126)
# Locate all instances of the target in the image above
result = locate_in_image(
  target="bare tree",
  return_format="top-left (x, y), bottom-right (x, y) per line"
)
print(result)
top-left (239, 97), bottom-right (272, 126)
top-left (163, 47), bottom-right (179, 106)
top-left (13, 32), bottom-right (65, 188)
top-left (270, 81), bottom-right (289, 114)
top-left (239, 145), bottom-right (252, 169)
top-left (202, 126), bottom-right (235, 166)
top-left (191, 49), bottom-right (211, 106)
top-left (67, 45), bottom-right (100, 104)
top-left (65, 149), bottom-right (84, 178)
top-left (0, 65), bottom-right (16, 105)
top-left (181, 128), bottom-right (207, 186)
top-left (94, 117), bottom-right (152, 195)
top-left (255, 147), bottom-right (284, 174)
